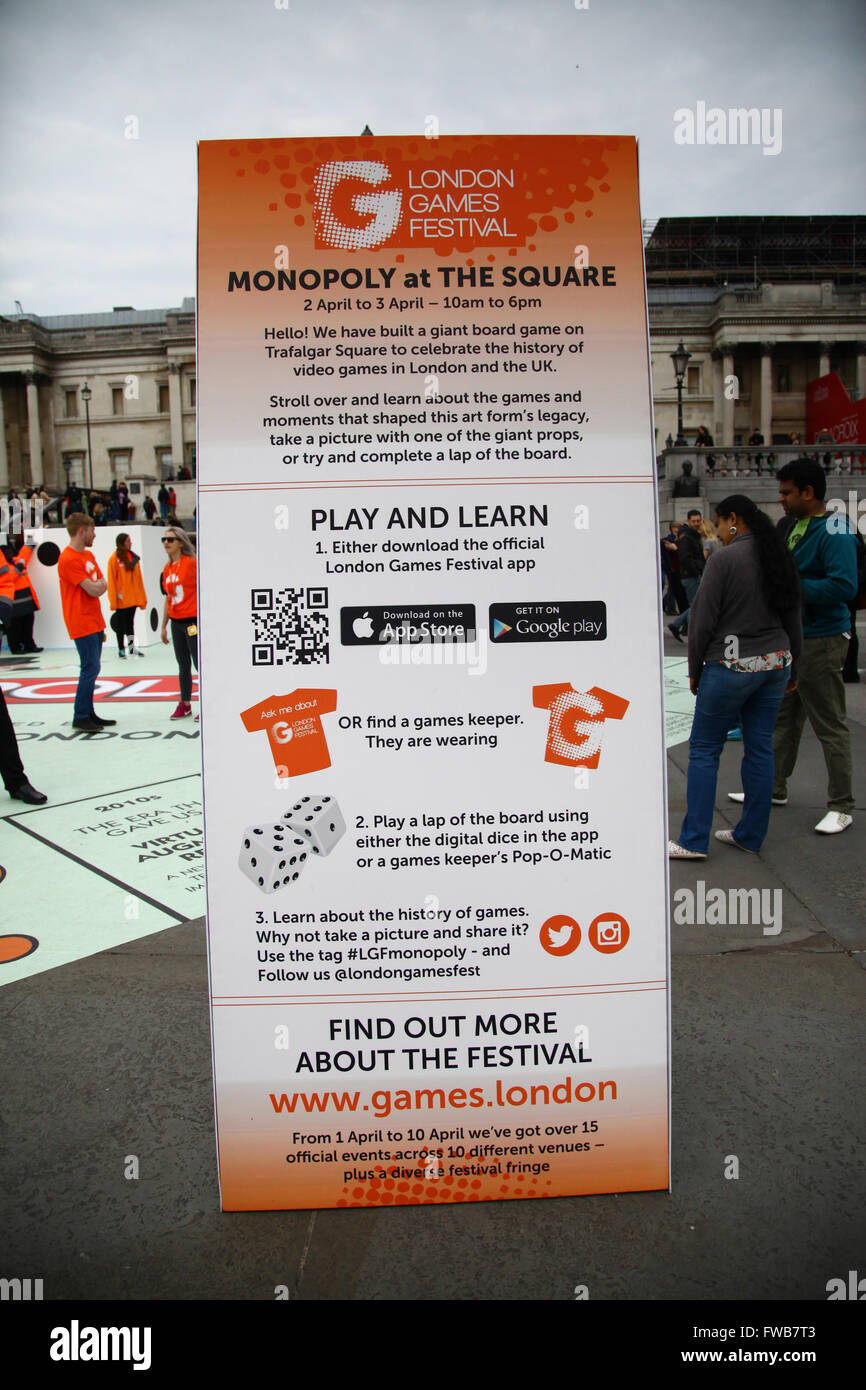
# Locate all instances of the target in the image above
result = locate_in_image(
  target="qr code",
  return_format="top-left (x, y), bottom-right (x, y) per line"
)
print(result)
top-left (250, 587), bottom-right (329, 666)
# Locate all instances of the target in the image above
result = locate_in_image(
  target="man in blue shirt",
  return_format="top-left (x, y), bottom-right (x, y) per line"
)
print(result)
top-left (764, 458), bottom-right (857, 833)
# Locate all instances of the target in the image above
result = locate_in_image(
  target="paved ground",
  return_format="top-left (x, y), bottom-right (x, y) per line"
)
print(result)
top-left (1, 622), bottom-right (864, 1301)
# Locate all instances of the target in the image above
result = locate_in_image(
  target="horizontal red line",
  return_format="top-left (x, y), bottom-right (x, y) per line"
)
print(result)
top-left (212, 981), bottom-right (668, 1005)
top-left (200, 476), bottom-right (652, 491)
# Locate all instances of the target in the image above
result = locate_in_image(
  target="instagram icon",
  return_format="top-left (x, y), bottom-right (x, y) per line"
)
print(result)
top-left (589, 913), bottom-right (630, 953)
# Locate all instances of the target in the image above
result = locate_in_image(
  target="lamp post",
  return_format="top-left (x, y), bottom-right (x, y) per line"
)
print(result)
top-left (81, 382), bottom-right (94, 493)
top-left (61, 457), bottom-right (71, 524)
top-left (670, 341), bottom-right (691, 446)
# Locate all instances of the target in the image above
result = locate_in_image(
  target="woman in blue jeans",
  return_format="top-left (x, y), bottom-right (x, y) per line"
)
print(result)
top-left (670, 495), bottom-right (802, 858)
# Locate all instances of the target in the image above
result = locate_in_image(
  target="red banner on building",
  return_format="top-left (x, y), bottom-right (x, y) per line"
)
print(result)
top-left (806, 372), bottom-right (866, 446)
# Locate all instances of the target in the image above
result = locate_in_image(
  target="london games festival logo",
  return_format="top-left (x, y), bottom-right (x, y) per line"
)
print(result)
top-left (314, 161), bottom-right (403, 251)
top-left (313, 155), bottom-right (519, 251)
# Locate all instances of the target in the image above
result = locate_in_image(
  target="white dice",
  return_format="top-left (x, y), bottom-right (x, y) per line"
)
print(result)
top-left (239, 823), bottom-right (309, 895)
top-left (286, 794), bottom-right (346, 857)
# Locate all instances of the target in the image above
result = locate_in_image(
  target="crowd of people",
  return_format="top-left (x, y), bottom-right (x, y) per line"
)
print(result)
top-left (1, 515), bottom-right (198, 805)
top-left (4, 479), bottom-right (190, 529)
top-left (667, 457), bottom-right (861, 857)
top-left (56, 481), bottom-right (181, 527)
top-left (3, 456), bottom-right (862, 850)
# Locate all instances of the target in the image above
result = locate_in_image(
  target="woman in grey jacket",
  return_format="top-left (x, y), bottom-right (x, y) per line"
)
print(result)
top-left (670, 495), bottom-right (802, 858)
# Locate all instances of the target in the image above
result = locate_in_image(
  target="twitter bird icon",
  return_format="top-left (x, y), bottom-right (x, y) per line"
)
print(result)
top-left (540, 914), bottom-right (581, 956)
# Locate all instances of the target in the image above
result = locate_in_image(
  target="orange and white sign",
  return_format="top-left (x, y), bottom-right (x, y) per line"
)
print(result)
top-left (198, 134), bottom-right (669, 1211)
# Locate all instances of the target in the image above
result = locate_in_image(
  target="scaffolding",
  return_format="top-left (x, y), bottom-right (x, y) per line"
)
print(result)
top-left (645, 216), bottom-right (866, 287)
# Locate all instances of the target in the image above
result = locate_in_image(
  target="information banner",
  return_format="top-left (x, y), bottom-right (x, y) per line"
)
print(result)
top-left (197, 134), bottom-right (669, 1210)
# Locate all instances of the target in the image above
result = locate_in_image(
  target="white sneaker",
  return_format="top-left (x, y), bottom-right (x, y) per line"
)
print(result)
top-left (814, 812), bottom-right (853, 835)
top-left (728, 791), bottom-right (787, 806)
top-left (668, 839), bottom-right (707, 860)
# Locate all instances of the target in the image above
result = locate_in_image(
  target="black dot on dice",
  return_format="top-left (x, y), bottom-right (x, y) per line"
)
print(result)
top-left (257, 877), bottom-right (264, 886)
top-left (312, 845), bottom-right (319, 853)
top-left (322, 797), bottom-right (331, 804)
top-left (251, 857), bottom-right (257, 867)
top-left (244, 838), bottom-right (250, 849)
top-left (292, 872), bottom-right (299, 880)
top-left (329, 822), bottom-right (335, 832)
top-left (283, 876), bottom-right (290, 884)
top-left (273, 882), bottom-right (279, 891)
top-left (279, 860), bottom-right (286, 869)
top-left (254, 828), bottom-right (263, 835)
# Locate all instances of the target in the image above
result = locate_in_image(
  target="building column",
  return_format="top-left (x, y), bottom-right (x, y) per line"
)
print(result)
top-left (818, 342), bottom-right (831, 379)
top-left (711, 349), bottom-right (723, 440)
top-left (760, 342), bottom-right (774, 444)
top-left (24, 371), bottom-right (42, 486)
top-left (168, 362), bottom-right (184, 476)
top-left (856, 343), bottom-right (866, 403)
top-left (722, 350), bottom-right (735, 445)
top-left (44, 390), bottom-right (59, 491)
top-left (0, 381), bottom-right (9, 491)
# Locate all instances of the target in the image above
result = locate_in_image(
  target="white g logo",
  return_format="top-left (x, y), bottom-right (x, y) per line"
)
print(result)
top-left (314, 161), bottom-right (402, 250)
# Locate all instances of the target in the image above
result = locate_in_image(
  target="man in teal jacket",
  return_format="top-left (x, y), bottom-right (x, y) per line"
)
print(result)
top-left (771, 458), bottom-right (857, 832)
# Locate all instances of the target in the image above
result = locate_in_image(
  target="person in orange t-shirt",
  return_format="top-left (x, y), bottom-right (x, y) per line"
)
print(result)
top-left (160, 525), bottom-right (198, 719)
top-left (57, 512), bottom-right (116, 731)
top-left (107, 532), bottom-right (148, 658)
top-left (0, 534), bottom-right (42, 653)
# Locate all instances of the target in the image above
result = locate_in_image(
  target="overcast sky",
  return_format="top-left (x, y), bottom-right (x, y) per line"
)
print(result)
top-left (1, 0), bottom-right (863, 316)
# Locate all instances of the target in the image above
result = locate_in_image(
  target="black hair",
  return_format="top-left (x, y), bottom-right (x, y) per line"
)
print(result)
top-left (686, 508), bottom-right (701, 519)
top-left (715, 494), bottom-right (800, 615)
top-left (776, 456), bottom-right (827, 500)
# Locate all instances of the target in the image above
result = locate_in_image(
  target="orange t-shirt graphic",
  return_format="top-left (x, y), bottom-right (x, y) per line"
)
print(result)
top-left (240, 689), bottom-right (337, 777)
top-left (533, 683), bottom-right (629, 768)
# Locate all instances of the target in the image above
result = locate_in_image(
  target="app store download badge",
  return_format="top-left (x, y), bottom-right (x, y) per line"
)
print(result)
top-left (489, 601), bottom-right (607, 643)
top-left (341, 604), bottom-right (476, 645)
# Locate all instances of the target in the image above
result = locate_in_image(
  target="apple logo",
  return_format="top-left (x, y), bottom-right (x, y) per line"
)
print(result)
top-left (353, 611), bottom-right (374, 639)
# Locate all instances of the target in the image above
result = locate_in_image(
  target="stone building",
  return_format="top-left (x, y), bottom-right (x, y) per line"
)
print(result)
top-left (646, 215), bottom-right (865, 451)
top-left (0, 299), bottom-right (196, 496)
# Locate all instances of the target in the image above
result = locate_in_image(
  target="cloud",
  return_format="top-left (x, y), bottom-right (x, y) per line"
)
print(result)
top-left (1, 0), bottom-right (862, 312)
